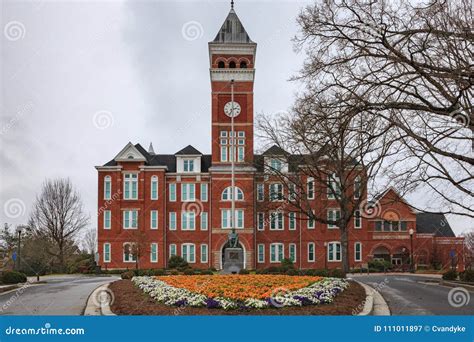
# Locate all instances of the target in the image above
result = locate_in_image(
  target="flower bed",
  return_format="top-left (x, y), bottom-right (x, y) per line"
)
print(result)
top-left (132, 275), bottom-right (348, 310)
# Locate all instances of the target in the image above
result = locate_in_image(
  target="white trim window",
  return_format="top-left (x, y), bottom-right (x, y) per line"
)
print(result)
top-left (103, 210), bottom-right (111, 229)
top-left (124, 173), bottom-right (138, 200)
top-left (237, 146), bottom-right (245, 162)
top-left (270, 243), bottom-right (284, 263)
top-left (289, 243), bottom-right (296, 263)
top-left (169, 244), bottom-right (177, 257)
top-left (183, 159), bottom-right (195, 172)
top-left (270, 158), bottom-right (283, 172)
top-left (307, 242), bottom-right (315, 262)
top-left (221, 209), bottom-right (244, 229)
top-left (270, 211), bottom-right (284, 230)
top-left (150, 243), bottom-right (158, 263)
top-left (200, 212), bottom-right (208, 231)
top-left (150, 176), bottom-right (158, 200)
top-left (257, 212), bottom-right (265, 231)
top-left (327, 173), bottom-right (341, 200)
top-left (269, 183), bottom-right (283, 201)
top-left (200, 244), bottom-right (208, 263)
top-left (181, 183), bottom-right (195, 202)
top-left (169, 183), bottom-right (176, 202)
top-left (150, 210), bottom-right (158, 230)
top-left (256, 183), bottom-right (264, 201)
top-left (169, 212), bottom-right (176, 231)
top-left (103, 243), bottom-right (111, 263)
top-left (181, 243), bottom-right (195, 263)
top-left (123, 210), bottom-right (138, 229)
top-left (200, 183), bottom-right (208, 202)
top-left (220, 145), bottom-right (227, 162)
top-left (289, 212), bottom-right (296, 230)
top-left (354, 242), bottom-right (362, 262)
top-left (257, 244), bottom-right (265, 263)
top-left (354, 210), bottom-right (362, 229)
top-left (123, 243), bottom-right (136, 262)
top-left (354, 176), bottom-right (361, 199)
top-left (104, 176), bottom-right (112, 200)
top-left (327, 209), bottom-right (341, 229)
top-left (181, 211), bottom-right (196, 231)
top-left (328, 242), bottom-right (342, 262)
top-left (307, 177), bottom-right (315, 200)
top-left (222, 186), bottom-right (244, 201)
top-left (307, 210), bottom-right (315, 229)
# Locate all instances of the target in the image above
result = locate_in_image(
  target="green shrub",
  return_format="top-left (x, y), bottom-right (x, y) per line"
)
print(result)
top-left (121, 271), bottom-right (134, 280)
top-left (239, 269), bottom-right (250, 275)
top-left (328, 269), bottom-right (345, 278)
top-left (183, 269), bottom-right (195, 275)
top-left (200, 269), bottom-right (214, 275)
top-left (168, 256), bottom-right (188, 269)
top-left (281, 258), bottom-right (294, 269)
top-left (286, 269), bottom-right (298, 276)
top-left (169, 270), bottom-right (179, 275)
top-left (1, 270), bottom-right (27, 284)
top-left (459, 270), bottom-right (474, 282)
top-left (442, 269), bottom-right (458, 280)
top-left (368, 260), bottom-right (391, 272)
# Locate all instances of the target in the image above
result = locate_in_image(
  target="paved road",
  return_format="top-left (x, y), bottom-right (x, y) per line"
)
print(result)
top-left (352, 274), bottom-right (474, 315)
top-left (0, 275), bottom-right (118, 315)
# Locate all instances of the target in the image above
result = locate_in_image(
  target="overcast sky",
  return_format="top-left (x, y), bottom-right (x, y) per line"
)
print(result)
top-left (1, 0), bottom-right (471, 237)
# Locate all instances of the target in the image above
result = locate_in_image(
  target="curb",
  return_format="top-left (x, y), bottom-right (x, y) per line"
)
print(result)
top-left (439, 280), bottom-right (474, 291)
top-left (83, 282), bottom-right (117, 316)
top-left (355, 281), bottom-right (391, 316)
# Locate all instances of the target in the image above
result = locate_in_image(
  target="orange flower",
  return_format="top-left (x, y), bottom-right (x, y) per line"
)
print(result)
top-left (156, 275), bottom-right (322, 300)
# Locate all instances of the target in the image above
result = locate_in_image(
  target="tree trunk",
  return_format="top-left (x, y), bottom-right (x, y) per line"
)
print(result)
top-left (340, 225), bottom-right (350, 274)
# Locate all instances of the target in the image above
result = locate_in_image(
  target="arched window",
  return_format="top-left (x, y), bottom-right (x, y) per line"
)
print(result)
top-left (229, 61), bottom-right (236, 68)
top-left (240, 61), bottom-right (247, 68)
top-left (104, 176), bottom-right (112, 200)
top-left (218, 61), bottom-right (225, 68)
top-left (150, 175), bottom-right (158, 200)
top-left (221, 186), bottom-right (244, 201)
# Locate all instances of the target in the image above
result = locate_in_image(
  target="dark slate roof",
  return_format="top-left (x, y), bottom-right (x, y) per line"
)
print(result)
top-left (416, 213), bottom-right (456, 237)
top-left (262, 145), bottom-right (288, 156)
top-left (213, 9), bottom-right (254, 44)
top-left (103, 144), bottom-right (211, 172)
top-left (175, 145), bottom-right (202, 155)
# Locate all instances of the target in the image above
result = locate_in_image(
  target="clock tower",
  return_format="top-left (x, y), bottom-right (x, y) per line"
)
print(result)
top-left (208, 3), bottom-right (256, 165)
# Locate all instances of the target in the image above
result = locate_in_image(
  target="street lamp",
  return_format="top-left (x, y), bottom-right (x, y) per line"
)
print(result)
top-left (16, 226), bottom-right (23, 271)
top-left (324, 242), bottom-right (328, 270)
top-left (409, 228), bottom-right (414, 273)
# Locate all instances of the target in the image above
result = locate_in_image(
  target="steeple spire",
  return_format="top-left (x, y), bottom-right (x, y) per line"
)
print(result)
top-left (231, 0), bottom-right (234, 10)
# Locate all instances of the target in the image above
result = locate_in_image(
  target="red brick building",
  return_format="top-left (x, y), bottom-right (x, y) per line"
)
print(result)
top-left (95, 6), bottom-right (465, 272)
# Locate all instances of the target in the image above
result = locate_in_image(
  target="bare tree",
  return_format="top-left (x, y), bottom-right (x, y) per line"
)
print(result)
top-left (28, 178), bottom-right (90, 272)
top-left (82, 227), bottom-right (97, 255)
top-left (258, 92), bottom-right (395, 273)
top-left (293, 0), bottom-right (473, 217)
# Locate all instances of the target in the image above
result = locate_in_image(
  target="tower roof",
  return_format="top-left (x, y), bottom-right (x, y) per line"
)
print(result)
top-left (213, 7), bottom-right (253, 44)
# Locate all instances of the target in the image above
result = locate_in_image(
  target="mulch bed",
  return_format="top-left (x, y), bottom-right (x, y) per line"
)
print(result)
top-left (109, 279), bottom-right (366, 315)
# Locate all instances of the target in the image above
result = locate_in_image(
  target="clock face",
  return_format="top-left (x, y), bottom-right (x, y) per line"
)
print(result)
top-left (224, 101), bottom-right (241, 118)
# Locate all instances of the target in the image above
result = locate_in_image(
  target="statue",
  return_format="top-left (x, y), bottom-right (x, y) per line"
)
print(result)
top-left (227, 230), bottom-right (239, 248)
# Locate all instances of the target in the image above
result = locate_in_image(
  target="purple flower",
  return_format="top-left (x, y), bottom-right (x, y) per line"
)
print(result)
top-left (293, 295), bottom-right (312, 306)
top-left (205, 298), bottom-right (220, 309)
top-left (174, 299), bottom-right (188, 307)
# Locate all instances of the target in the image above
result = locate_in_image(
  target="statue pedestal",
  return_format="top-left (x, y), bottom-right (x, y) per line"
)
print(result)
top-left (222, 248), bottom-right (244, 274)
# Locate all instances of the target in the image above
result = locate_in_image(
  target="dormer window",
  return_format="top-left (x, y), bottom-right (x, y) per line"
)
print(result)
top-left (270, 158), bottom-right (283, 172)
top-left (183, 159), bottom-right (195, 172)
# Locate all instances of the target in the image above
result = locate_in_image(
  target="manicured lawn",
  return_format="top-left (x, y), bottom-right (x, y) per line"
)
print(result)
top-left (109, 275), bottom-right (366, 315)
